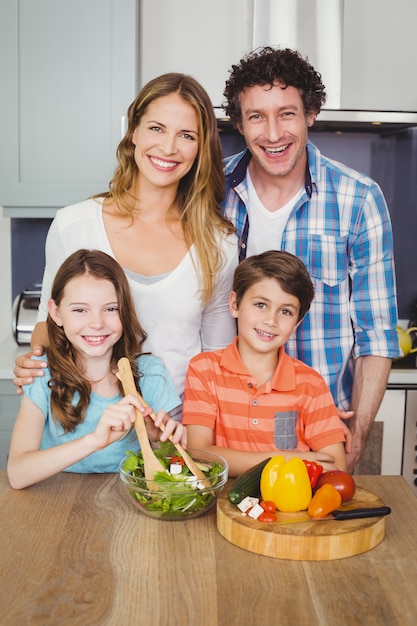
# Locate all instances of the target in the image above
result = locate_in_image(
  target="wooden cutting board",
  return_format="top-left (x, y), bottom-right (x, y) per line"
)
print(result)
top-left (217, 483), bottom-right (387, 561)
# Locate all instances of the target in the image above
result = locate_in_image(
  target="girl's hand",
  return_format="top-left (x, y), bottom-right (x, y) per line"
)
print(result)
top-left (142, 406), bottom-right (187, 448)
top-left (93, 396), bottom-right (137, 449)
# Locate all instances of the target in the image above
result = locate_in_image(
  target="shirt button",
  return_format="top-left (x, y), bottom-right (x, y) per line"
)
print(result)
top-left (252, 400), bottom-right (258, 406)
top-left (252, 419), bottom-right (259, 425)
top-left (248, 382), bottom-right (253, 388)
top-left (241, 242), bottom-right (246, 249)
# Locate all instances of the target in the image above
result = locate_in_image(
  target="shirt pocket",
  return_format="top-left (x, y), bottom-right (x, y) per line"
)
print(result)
top-left (274, 410), bottom-right (298, 450)
top-left (308, 235), bottom-right (348, 287)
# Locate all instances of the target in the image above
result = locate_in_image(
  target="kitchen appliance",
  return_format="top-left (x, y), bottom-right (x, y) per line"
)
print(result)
top-left (12, 284), bottom-right (41, 345)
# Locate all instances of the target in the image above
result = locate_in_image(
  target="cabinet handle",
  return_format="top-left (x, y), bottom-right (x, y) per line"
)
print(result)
top-left (121, 116), bottom-right (127, 138)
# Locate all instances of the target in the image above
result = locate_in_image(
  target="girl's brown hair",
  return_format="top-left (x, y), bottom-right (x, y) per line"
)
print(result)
top-left (46, 249), bottom-right (147, 432)
top-left (233, 250), bottom-right (314, 322)
top-left (95, 72), bottom-right (235, 303)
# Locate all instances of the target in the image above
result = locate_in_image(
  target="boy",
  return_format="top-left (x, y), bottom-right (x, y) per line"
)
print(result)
top-left (182, 250), bottom-right (346, 476)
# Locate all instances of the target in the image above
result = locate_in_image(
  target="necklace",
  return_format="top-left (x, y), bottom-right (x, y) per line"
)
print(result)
top-left (85, 371), bottom-right (112, 384)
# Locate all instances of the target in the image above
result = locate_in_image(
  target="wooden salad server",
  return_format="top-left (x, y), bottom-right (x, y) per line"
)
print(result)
top-left (117, 357), bottom-right (211, 489)
top-left (116, 358), bottom-right (165, 482)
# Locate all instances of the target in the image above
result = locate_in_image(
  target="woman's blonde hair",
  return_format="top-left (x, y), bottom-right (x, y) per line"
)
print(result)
top-left (46, 249), bottom-right (147, 432)
top-left (95, 73), bottom-right (235, 303)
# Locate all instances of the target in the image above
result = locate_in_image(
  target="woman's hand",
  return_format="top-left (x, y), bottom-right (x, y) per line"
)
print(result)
top-left (13, 345), bottom-right (47, 394)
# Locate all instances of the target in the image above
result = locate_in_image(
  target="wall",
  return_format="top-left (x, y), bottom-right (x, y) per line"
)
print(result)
top-left (10, 219), bottom-right (51, 300)
top-left (0, 212), bottom-right (11, 342)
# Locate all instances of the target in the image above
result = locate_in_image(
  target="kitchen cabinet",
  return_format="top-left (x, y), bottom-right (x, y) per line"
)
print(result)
top-left (402, 390), bottom-right (417, 497)
top-left (358, 388), bottom-right (406, 476)
top-left (373, 389), bottom-right (406, 475)
top-left (0, 0), bottom-right (138, 216)
top-left (138, 0), bottom-right (253, 108)
top-left (341, 0), bottom-right (417, 112)
top-left (0, 381), bottom-right (20, 471)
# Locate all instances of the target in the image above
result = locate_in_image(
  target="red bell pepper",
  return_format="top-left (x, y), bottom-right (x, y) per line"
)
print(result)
top-left (303, 460), bottom-right (323, 489)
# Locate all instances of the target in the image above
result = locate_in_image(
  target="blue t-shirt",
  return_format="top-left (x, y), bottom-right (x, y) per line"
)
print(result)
top-left (24, 354), bottom-right (181, 473)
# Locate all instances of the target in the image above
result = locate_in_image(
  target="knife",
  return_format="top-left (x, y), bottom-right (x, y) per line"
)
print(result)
top-left (276, 506), bottom-right (391, 524)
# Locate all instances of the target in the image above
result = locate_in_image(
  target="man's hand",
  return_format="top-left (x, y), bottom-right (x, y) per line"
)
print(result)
top-left (337, 408), bottom-right (354, 456)
top-left (345, 432), bottom-right (366, 474)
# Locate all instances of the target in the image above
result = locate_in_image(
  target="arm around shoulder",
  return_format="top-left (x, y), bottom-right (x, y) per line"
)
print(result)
top-left (13, 321), bottom-right (49, 392)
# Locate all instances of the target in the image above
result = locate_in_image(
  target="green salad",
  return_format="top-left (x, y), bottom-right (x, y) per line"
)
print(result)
top-left (121, 442), bottom-right (225, 518)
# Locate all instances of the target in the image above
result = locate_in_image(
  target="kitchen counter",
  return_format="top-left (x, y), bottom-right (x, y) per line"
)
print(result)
top-left (0, 473), bottom-right (416, 625)
top-left (1, 333), bottom-right (417, 385)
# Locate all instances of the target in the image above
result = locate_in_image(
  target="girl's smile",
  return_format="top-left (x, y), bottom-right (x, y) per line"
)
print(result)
top-left (48, 274), bottom-right (123, 362)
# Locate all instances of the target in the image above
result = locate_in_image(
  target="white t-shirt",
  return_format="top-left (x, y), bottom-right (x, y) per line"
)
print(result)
top-left (246, 170), bottom-right (303, 257)
top-left (37, 198), bottom-right (239, 411)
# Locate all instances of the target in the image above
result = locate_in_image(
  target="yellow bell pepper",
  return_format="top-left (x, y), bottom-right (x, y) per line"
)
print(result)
top-left (261, 457), bottom-right (312, 512)
top-left (260, 455), bottom-right (286, 503)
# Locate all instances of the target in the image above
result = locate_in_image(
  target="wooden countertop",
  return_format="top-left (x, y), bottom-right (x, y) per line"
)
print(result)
top-left (0, 473), bottom-right (416, 625)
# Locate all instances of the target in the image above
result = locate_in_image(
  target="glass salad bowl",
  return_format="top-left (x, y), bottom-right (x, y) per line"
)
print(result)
top-left (119, 446), bottom-right (228, 520)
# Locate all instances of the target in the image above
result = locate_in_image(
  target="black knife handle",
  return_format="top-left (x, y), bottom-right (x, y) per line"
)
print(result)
top-left (332, 506), bottom-right (391, 520)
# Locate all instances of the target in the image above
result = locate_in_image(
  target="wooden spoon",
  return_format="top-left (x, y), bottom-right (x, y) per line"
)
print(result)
top-left (117, 357), bottom-right (211, 489)
top-left (116, 358), bottom-right (165, 483)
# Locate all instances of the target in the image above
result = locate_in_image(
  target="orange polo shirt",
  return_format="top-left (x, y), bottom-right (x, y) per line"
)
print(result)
top-left (182, 338), bottom-right (345, 452)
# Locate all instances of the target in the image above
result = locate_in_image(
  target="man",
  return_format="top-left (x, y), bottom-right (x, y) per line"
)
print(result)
top-left (221, 47), bottom-right (399, 472)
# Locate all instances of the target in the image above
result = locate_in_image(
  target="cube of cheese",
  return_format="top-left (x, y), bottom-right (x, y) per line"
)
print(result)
top-left (237, 496), bottom-right (259, 513)
top-left (247, 503), bottom-right (264, 520)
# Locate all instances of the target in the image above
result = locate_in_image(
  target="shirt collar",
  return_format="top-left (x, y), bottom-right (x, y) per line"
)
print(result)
top-left (229, 145), bottom-right (316, 198)
top-left (221, 337), bottom-right (297, 391)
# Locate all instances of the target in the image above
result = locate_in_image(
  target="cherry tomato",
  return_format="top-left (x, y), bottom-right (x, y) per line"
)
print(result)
top-left (260, 500), bottom-right (277, 513)
top-left (315, 470), bottom-right (356, 502)
top-left (170, 456), bottom-right (185, 466)
top-left (258, 511), bottom-right (277, 523)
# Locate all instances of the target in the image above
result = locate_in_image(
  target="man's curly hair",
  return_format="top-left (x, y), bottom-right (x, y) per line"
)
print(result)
top-left (223, 47), bottom-right (326, 125)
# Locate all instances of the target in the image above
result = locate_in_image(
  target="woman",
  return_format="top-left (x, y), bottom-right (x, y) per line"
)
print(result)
top-left (13, 74), bottom-right (238, 418)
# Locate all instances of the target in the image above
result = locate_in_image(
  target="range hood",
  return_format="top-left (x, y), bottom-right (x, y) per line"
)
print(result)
top-left (312, 110), bottom-right (417, 133)
top-left (216, 0), bottom-right (417, 134)
top-left (214, 108), bottom-right (417, 134)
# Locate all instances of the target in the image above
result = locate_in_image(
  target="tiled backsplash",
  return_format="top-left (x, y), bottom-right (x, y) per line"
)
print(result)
top-left (11, 219), bottom-right (51, 300)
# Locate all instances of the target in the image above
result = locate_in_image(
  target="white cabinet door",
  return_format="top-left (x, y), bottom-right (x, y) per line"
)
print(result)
top-left (0, 0), bottom-right (138, 210)
top-left (342, 0), bottom-right (417, 111)
top-left (375, 389), bottom-right (406, 475)
top-left (139, 0), bottom-right (253, 108)
top-left (0, 381), bottom-right (21, 471)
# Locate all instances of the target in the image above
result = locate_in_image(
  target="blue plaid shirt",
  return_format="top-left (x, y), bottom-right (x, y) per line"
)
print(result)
top-left (222, 142), bottom-right (400, 409)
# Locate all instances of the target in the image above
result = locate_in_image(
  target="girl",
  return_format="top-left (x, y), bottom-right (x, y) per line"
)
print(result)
top-left (13, 74), bottom-right (238, 419)
top-left (7, 249), bottom-right (185, 489)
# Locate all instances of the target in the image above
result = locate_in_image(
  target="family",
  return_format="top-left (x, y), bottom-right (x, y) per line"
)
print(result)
top-left (7, 47), bottom-right (399, 489)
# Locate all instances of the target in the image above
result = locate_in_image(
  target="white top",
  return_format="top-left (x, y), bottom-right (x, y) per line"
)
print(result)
top-left (246, 170), bottom-right (302, 257)
top-left (37, 198), bottom-right (239, 409)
